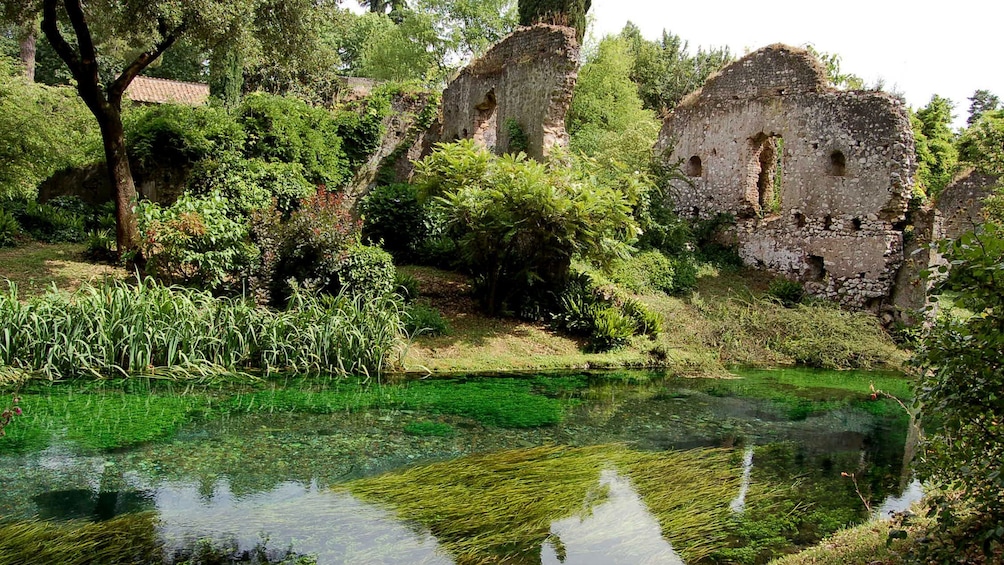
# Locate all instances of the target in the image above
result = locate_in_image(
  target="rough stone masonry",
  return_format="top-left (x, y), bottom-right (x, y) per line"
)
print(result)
top-left (656, 44), bottom-right (917, 310)
top-left (436, 24), bottom-right (580, 160)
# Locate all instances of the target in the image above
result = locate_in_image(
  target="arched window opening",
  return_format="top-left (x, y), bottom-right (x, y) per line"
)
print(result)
top-left (686, 156), bottom-right (703, 177)
top-left (745, 133), bottom-right (784, 217)
top-left (829, 150), bottom-right (846, 176)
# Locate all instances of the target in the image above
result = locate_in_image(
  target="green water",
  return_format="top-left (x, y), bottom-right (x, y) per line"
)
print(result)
top-left (0, 368), bottom-right (918, 564)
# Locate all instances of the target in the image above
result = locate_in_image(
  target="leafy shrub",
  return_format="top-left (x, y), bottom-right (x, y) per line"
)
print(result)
top-left (334, 87), bottom-right (392, 166)
top-left (252, 188), bottom-right (361, 305)
top-left (0, 54), bottom-right (100, 199)
top-left (125, 103), bottom-right (244, 169)
top-left (186, 154), bottom-right (314, 217)
top-left (621, 297), bottom-right (662, 336)
top-left (238, 93), bottom-right (350, 186)
top-left (361, 183), bottom-right (426, 259)
top-left (608, 251), bottom-right (697, 295)
top-left (334, 244), bottom-right (396, 298)
top-left (417, 141), bottom-right (635, 315)
top-left (504, 118), bottom-right (528, 154)
top-left (767, 278), bottom-right (805, 307)
top-left (6, 200), bottom-right (87, 243)
top-left (0, 208), bottom-right (21, 247)
top-left (590, 307), bottom-right (636, 352)
top-left (915, 223), bottom-right (1004, 548)
top-left (83, 229), bottom-right (116, 262)
top-left (137, 194), bottom-right (258, 292)
top-left (394, 272), bottom-right (420, 302)
top-left (405, 303), bottom-right (449, 336)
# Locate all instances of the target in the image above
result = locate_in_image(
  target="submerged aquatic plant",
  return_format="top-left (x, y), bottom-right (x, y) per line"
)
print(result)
top-left (343, 444), bottom-right (742, 563)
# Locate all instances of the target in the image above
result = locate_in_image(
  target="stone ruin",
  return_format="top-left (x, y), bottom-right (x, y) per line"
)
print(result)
top-left (435, 24), bottom-right (580, 160)
top-left (656, 44), bottom-right (917, 311)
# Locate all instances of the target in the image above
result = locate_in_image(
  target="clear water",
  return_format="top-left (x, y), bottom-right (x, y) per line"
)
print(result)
top-left (0, 368), bottom-right (920, 564)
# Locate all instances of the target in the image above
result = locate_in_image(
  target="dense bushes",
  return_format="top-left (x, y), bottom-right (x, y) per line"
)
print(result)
top-left (608, 250), bottom-right (697, 295)
top-left (0, 278), bottom-right (405, 379)
top-left (415, 141), bottom-right (635, 315)
top-left (124, 104), bottom-right (245, 169)
top-left (0, 196), bottom-right (112, 246)
top-left (0, 54), bottom-right (100, 200)
top-left (552, 271), bottom-right (662, 352)
top-left (186, 155), bottom-right (314, 217)
top-left (361, 183), bottom-right (426, 259)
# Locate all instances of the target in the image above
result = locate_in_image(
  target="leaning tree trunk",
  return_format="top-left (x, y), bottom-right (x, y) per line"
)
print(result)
top-left (18, 26), bottom-right (36, 81)
top-left (96, 109), bottom-right (142, 254)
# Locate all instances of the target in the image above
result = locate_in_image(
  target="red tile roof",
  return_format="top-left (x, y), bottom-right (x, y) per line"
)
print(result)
top-left (126, 76), bottom-right (210, 105)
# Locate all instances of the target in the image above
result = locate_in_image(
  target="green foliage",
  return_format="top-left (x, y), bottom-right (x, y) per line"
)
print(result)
top-left (608, 250), bottom-right (696, 295)
top-left (361, 183), bottom-right (426, 259)
top-left (393, 271), bottom-right (419, 302)
top-left (334, 243), bottom-right (396, 298)
top-left (0, 208), bottom-right (21, 247)
top-left (0, 53), bottom-right (100, 199)
top-left (1, 199), bottom-right (87, 243)
top-left (958, 108), bottom-right (1004, 176)
top-left (619, 23), bottom-right (732, 113)
top-left (517, 0), bottom-right (590, 42)
top-left (124, 104), bottom-right (245, 169)
top-left (804, 45), bottom-right (865, 90)
top-left (915, 222), bottom-right (1004, 549)
top-left (404, 420), bottom-right (456, 437)
top-left (358, 10), bottom-right (442, 81)
top-left (0, 277), bottom-right (404, 380)
top-left (404, 302), bottom-right (449, 336)
top-left (503, 118), bottom-right (528, 155)
top-left (252, 189), bottom-right (361, 305)
top-left (186, 155), bottom-right (315, 217)
top-left (567, 35), bottom-right (661, 174)
top-left (238, 93), bottom-right (350, 187)
top-left (137, 194), bottom-right (258, 292)
top-left (767, 278), bottom-right (806, 308)
top-left (416, 141), bottom-right (635, 315)
top-left (552, 271), bottom-right (661, 351)
top-left (334, 86), bottom-right (393, 166)
top-left (912, 96), bottom-right (959, 197)
top-left (966, 89), bottom-right (1000, 126)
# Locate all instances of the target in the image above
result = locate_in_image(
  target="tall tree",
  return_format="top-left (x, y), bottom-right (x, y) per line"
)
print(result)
top-left (517, 0), bottom-right (590, 42)
top-left (913, 95), bottom-right (959, 197)
top-left (967, 89), bottom-right (1000, 126)
top-left (38, 0), bottom-right (325, 254)
top-left (1, 0), bottom-right (40, 80)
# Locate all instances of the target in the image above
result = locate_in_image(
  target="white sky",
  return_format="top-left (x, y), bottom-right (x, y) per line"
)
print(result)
top-left (588, 0), bottom-right (1001, 130)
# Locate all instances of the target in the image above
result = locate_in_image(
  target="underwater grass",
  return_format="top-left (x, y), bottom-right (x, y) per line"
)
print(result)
top-left (0, 390), bottom-right (208, 452)
top-left (0, 513), bottom-right (163, 565)
top-left (342, 444), bottom-right (743, 563)
top-left (0, 278), bottom-right (405, 380)
top-left (223, 377), bottom-right (568, 428)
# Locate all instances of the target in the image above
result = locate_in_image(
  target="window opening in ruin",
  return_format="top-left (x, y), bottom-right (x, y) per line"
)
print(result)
top-left (687, 156), bottom-right (703, 177)
top-left (824, 214), bottom-right (833, 230)
top-left (806, 255), bottom-right (826, 282)
top-left (852, 218), bottom-right (862, 231)
top-left (473, 90), bottom-right (498, 150)
top-left (795, 212), bottom-right (806, 228)
top-left (829, 150), bottom-right (846, 176)
top-left (746, 133), bottom-right (784, 217)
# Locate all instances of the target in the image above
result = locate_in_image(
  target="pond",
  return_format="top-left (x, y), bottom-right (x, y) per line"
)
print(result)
top-left (0, 368), bottom-right (920, 564)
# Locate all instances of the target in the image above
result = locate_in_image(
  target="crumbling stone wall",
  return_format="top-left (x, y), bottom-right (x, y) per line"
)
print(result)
top-left (934, 168), bottom-right (998, 240)
top-left (437, 24), bottom-right (579, 160)
top-left (656, 44), bottom-right (916, 309)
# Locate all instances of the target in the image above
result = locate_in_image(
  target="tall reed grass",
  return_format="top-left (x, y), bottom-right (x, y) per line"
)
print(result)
top-left (0, 278), bottom-right (404, 380)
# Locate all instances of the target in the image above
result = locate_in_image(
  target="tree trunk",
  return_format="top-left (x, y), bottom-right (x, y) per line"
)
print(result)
top-left (18, 26), bottom-right (36, 81)
top-left (96, 110), bottom-right (142, 255)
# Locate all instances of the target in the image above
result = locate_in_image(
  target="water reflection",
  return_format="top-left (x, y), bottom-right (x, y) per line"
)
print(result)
top-left (542, 469), bottom-right (685, 565)
top-left (154, 479), bottom-right (451, 564)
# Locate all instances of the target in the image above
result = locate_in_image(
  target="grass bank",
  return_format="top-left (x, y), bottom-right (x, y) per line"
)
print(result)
top-left (400, 265), bottom-right (907, 376)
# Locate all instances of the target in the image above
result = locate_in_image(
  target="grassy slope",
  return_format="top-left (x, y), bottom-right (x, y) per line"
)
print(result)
top-left (400, 264), bottom-right (907, 376)
top-left (0, 242), bottom-right (126, 298)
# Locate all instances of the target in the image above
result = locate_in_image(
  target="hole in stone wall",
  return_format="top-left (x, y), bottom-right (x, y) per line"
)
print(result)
top-left (806, 255), bottom-right (826, 282)
top-left (795, 212), bottom-right (806, 228)
top-left (691, 206), bottom-right (701, 217)
top-left (472, 89), bottom-right (498, 150)
top-left (746, 133), bottom-right (784, 216)
top-left (852, 217), bottom-right (862, 231)
top-left (829, 150), bottom-right (846, 176)
top-left (686, 156), bottom-right (703, 177)
top-left (824, 214), bottom-right (833, 230)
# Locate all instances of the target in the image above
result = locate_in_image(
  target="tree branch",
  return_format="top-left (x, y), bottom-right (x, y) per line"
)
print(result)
top-left (107, 19), bottom-right (186, 105)
top-left (60, 0), bottom-right (99, 85)
top-left (40, 0), bottom-right (82, 78)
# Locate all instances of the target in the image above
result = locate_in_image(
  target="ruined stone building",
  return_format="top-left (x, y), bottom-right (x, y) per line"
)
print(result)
top-left (436, 24), bottom-right (580, 160)
top-left (656, 44), bottom-right (916, 310)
